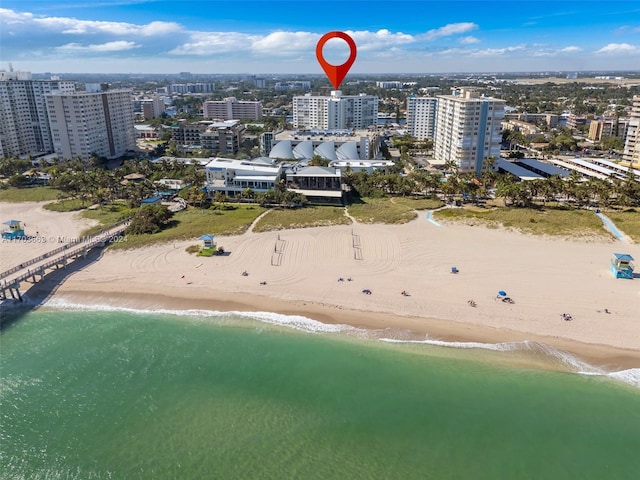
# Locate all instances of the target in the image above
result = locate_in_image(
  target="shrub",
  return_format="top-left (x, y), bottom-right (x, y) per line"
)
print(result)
top-left (185, 244), bottom-right (200, 254)
top-left (126, 204), bottom-right (173, 235)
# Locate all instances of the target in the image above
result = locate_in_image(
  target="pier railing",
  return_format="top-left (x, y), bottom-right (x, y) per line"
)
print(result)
top-left (0, 219), bottom-right (130, 287)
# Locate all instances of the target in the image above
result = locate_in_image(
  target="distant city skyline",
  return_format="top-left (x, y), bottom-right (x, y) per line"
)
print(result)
top-left (1, 0), bottom-right (640, 75)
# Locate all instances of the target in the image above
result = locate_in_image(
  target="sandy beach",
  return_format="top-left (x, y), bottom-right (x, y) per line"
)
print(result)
top-left (3, 201), bottom-right (640, 369)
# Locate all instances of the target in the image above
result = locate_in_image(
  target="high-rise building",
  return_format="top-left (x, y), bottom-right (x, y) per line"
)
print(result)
top-left (623, 96), bottom-right (640, 167)
top-left (141, 96), bottom-right (166, 120)
top-left (292, 91), bottom-right (378, 130)
top-left (406, 95), bottom-right (438, 141)
top-left (202, 97), bottom-right (262, 120)
top-left (434, 88), bottom-right (505, 174)
top-left (0, 70), bottom-right (75, 158)
top-left (46, 87), bottom-right (135, 161)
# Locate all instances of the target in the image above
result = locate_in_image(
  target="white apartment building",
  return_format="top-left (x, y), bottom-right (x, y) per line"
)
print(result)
top-left (292, 91), bottom-right (378, 130)
top-left (205, 157), bottom-right (281, 197)
top-left (406, 96), bottom-right (438, 141)
top-left (202, 97), bottom-right (262, 120)
top-left (375, 81), bottom-right (403, 89)
top-left (623, 96), bottom-right (640, 167)
top-left (0, 71), bottom-right (75, 158)
top-left (46, 88), bottom-right (135, 161)
top-left (434, 88), bottom-right (505, 174)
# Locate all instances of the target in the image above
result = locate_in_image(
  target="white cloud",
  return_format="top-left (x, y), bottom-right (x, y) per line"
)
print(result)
top-left (252, 31), bottom-right (318, 54)
top-left (614, 26), bottom-right (640, 34)
top-left (56, 41), bottom-right (139, 52)
top-left (171, 29), bottom-right (417, 57)
top-left (595, 43), bottom-right (639, 54)
top-left (420, 23), bottom-right (478, 41)
top-left (470, 45), bottom-right (525, 57)
top-left (169, 32), bottom-right (258, 55)
top-left (559, 46), bottom-right (582, 53)
top-left (532, 45), bottom-right (583, 57)
top-left (459, 36), bottom-right (480, 45)
top-left (0, 8), bottom-right (181, 36)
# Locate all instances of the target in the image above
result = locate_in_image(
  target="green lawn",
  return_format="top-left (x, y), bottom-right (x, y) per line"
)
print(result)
top-left (80, 202), bottom-right (134, 234)
top-left (433, 205), bottom-right (613, 240)
top-left (108, 204), bottom-right (265, 250)
top-left (43, 198), bottom-right (90, 212)
top-left (347, 196), bottom-right (444, 224)
top-left (0, 186), bottom-right (63, 202)
top-left (605, 209), bottom-right (640, 243)
top-left (252, 206), bottom-right (350, 233)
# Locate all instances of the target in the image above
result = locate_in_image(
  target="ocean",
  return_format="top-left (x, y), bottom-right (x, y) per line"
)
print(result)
top-left (1, 304), bottom-right (639, 480)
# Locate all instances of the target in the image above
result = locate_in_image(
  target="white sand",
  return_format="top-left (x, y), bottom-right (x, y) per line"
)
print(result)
top-left (3, 201), bottom-right (639, 366)
top-left (0, 201), bottom-right (98, 267)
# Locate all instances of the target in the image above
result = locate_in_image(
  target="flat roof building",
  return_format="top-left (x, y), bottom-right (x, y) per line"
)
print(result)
top-left (434, 88), bottom-right (505, 174)
top-left (292, 91), bottom-right (378, 130)
top-left (0, 71), bottom-right (75, 158)
top-left (45, 87), bottom-right (135, 161)
top-left (406, 96), bottom-right (438, 141)
top-left (203, 97), bottom-right (262, 121)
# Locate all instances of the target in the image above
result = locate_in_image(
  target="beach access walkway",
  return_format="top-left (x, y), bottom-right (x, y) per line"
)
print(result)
top-left (0, 220), bottom-right (129, 301)
top-left (595, 211), bottom-right (631, 243)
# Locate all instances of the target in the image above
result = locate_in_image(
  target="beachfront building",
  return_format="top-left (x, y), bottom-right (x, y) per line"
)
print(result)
top-left (202, 97), bottom-right (262, 121)
top-left (204, 157), bottom-right (282, 198)
top-left (267, 128), bottom-right (380, 161)
top-left (623, 96), bottom-right (640, 168)
top-left (292, 91), bottom-right (378, 130)
top-left (0, 70), bottom-right (75, 158)
top-left (434, 88), bottom-right (505, 175)
top-left (406, 95), bottom-right (438, 141)
top-left (284, 165), bottom-right (343, 205)
top-left (329, 159), bottom-right (395, 174)
top-left (45, 85), bottom-right (135, 161)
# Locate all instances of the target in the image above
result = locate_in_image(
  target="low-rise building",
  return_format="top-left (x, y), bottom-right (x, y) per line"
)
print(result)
top-left (205, 157), bottom-right (281, 198)
top-left (171, 120), bottom-right (244, 155)
top-left (267, 128), bottom-right (380, 161)
top-left (284, 165), bottom-right (343, 204)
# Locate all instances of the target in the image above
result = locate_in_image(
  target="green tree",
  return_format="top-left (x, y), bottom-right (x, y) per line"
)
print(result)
top-left (127, 204), bottom-right (173, 235)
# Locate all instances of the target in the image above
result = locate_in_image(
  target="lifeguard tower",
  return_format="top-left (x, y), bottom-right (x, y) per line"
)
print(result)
top-left (199, 234), bottom-right (215, 249)
top-left (610, 253), bottom-right (635, 279)
top-left (1, 220), bottom-right (26, 239)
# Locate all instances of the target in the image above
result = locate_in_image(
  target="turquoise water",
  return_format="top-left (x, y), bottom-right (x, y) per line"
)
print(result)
top-left (1, 308), bottom-right (639, 480)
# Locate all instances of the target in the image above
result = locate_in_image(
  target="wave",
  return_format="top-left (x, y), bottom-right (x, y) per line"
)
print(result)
top-left (381, 338), bottom-right (640, 389)
top-left (42, 297), bottom-right (639, 389)
top-left (42, 297), bottom-right (359, 334)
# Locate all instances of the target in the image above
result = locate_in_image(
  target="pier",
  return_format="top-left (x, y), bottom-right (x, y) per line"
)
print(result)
top-left (0, 220), bottom-right (129, 302)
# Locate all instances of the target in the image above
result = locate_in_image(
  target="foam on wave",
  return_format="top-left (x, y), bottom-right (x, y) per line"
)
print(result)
top-left (380, 337), bottom-right (640, 388)
top-left (43, 297), bottom-right (640, 389)
top-left (43, 297), bottom-right (357, 334)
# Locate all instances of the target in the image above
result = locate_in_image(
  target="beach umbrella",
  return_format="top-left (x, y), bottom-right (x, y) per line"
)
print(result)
top-left (498, 290), bottom-right (507, 296)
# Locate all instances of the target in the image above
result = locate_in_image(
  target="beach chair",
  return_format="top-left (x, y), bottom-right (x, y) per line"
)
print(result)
top-left (451, 267), bottom-right (459, 274)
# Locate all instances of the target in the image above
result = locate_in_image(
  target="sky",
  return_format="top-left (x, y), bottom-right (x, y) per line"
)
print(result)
top-left (1, 0), bottom-right (639, 75)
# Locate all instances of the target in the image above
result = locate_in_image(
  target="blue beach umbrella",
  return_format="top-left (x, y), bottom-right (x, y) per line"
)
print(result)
top-left (498, 290), bottom-right (507, 297)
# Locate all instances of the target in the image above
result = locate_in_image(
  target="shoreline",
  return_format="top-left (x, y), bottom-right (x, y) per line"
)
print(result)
top-left (31, 285), bottom-right (640, 372)
top-left (3, 201), bottom-right (639, 374)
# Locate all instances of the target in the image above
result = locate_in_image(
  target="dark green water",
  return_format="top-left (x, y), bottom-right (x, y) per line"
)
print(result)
top-left (1, 309), bottom-right (639, 480)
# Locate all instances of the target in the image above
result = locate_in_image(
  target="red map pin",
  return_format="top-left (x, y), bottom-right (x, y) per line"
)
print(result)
top-left (316, 31), bottom-right (357, 90)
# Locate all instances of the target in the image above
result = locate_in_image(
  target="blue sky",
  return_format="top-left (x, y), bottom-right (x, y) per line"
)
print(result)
top-left (1, 0), bottom-right (639, 74)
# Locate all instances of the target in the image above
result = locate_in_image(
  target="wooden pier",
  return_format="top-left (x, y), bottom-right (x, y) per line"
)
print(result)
top-left (0, 220), bottom-right (129, 302)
